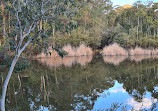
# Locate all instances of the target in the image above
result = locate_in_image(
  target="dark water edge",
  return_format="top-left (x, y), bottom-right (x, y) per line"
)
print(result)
top-left (0, 55), bottom-right (158, 111)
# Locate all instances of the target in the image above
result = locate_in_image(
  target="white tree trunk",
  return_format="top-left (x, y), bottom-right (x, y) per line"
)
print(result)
top-left (53, 27), bottom-right (55, 37)
top-left (0, 54), bottom-right (20, 111)
top-left (157, 28), bottom-right (158, 38)
top-left (146, 31), bottom-right (147, 39)
top-left (137, 17), bottom-right (139, 39)
top-left (154, 28), bottom-right (156, 39)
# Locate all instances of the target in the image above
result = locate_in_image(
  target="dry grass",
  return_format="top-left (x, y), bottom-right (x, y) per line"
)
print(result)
top-left (102, 43), bottom-right (158, 56)
top-left (37, 47), bottom-right (59, 58)
top-left (36, 44), bottom-right (93, 67)
top-left (102, 43), bottom-right (158, 65)
top-left (62, 44), bottom-right (76, 56)
top-left (75, 44), bottom-right (93, 56)
top-left (128, 47), bottom-right (158, 55)
top-left (102, 43), bottom-right (128, 56)
top-left (62, 43), bottom-right (93, 56)
top-left (151, 49), bottom-right (158, 55)
top-left (37, 52), bottom-right (46, 58)
top-left (129, 47), bottom-right (145, 55)
top-left (37, 44), bottom-right (93, 57)
top-left (48, 47), bottom-right (60, 57)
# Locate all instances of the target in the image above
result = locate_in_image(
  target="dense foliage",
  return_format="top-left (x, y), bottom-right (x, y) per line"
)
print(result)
top-left (0, 0), bottom-right (158, 52)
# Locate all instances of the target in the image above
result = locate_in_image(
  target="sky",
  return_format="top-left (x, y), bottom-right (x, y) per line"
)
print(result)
top-left (111, 0), bottom-right (158, 6)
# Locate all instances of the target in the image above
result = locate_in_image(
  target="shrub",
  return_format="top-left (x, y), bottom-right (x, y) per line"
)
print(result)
top-left (75, 43), bottom-right (93, 56)
top-left (37, 44), bottom-right (93, 57)
top-left (37, 47), bottom-right (59, 58)
top-left (129, 47), bottom-right (154, 55)
top-left (102, 43), bottom-right (128, 56)
top-left (62, 44), bottom-right (76, 56)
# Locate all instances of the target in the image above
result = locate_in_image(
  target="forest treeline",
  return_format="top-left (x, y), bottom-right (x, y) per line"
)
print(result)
top-left (0, 0), bottom-right (158, 54)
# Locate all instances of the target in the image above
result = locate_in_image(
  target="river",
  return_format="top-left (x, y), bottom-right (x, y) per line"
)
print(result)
top-left (0, 55), bottom-right (158, 110)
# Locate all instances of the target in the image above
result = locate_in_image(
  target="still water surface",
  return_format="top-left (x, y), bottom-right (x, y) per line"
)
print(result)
top-left (0, 55), bottom-right (158, 110)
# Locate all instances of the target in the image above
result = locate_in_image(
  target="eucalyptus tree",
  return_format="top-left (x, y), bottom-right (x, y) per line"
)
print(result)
top-left (153, 4), bottom-right (158, 38)
top-left (0, 0), bottom-right (73, 110)
top-left (0, 0), bottom-right (6, 40)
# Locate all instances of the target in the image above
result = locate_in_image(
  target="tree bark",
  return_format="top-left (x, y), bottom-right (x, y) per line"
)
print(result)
top-left (157, 28), bottom-right (158, 38)
top-left (1, 0), bottom-right (6, 40)
top-left (53, 27), bottom-right (55, 37)
top-left (137, 26), bottom-right (139, 39)
top-left (154, 28), bottom-right (156, 39)
top-left (9, 11), bottom-right (11, 34)
top-left (137, 17), bottom-right (139, 39)
top-left (146, 31), bottom-right (147, 39)
top-left (40, 20), bottom-right (42, 30)
top-left (0, 54), bottom-right (20, 111)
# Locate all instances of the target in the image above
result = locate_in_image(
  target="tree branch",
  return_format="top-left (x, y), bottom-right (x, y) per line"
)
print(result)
top-left (16, 11), bottom-right (23, 38)
top-left (22, 22), bottom-right (36, 38)
top-left (19, 38), bottom-right (32, 54)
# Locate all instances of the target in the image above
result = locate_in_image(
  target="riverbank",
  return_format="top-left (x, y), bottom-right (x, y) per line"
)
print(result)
top-left (102, 43), bottom-right (158, 56)
top-left (2, 43), bottom-right (158, 59)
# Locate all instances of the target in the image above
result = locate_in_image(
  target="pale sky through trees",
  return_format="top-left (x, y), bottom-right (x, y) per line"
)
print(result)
top-left (111, 0), bottom-right (158, 6)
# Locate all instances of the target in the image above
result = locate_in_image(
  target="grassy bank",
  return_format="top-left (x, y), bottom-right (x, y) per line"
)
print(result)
top-left (102, 43), bottom-right (158, 56)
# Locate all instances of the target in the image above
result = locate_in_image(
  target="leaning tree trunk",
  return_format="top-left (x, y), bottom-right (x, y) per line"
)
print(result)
top-left (0, 54), bottom-right (20, 111)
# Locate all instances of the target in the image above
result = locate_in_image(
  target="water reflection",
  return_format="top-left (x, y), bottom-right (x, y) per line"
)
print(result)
top-left (37, 56), bottom-right (93, 68)
top-left (129, 55), bottom-right (158, 62)
top-left (37, 55), bottom-right (158, 67)
top-left (128, 97), bottom-right (157, 110)
top-left (103, 55), bottom-right (158, 65)
top-left (103, 56), bottom-right (127, 65)
top-left (62, 57), bottom-right (76, 67)
top-left (0, 56), bottom-right (158, 110)
top-left (75, 56), bottom-right (93, 66)
top-left (92, 81), bottom-right (157, 110)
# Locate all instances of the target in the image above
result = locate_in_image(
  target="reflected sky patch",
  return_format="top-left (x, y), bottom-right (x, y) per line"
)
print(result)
top-left (93, 81), bottom-right (158, 111)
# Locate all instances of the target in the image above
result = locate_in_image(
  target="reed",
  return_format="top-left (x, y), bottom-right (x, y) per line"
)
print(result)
top-left (75, 44), bottom-right (93, 56)
top-left (102, 44), bottom-right (158, 56)
top-left (128, 47), bottom-right (158, 56)
top-left (129, 47), bottom-right (145, 55)
top-left (151, 49), bottom-right (158, 55)
top-left (102, 43), bottom-right (128, 56)
top-left (37, 44), bottom-right (93, 58)
top-left (37, 52), bottom-right (46, 58)
top-left (62, 44), bottom-right (76, 56)
top-left (37, 47), bottom-right (59, 58)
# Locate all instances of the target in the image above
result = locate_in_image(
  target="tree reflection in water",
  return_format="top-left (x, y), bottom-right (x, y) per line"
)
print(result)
top-left (0, 56), bottom-right (158, 110)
